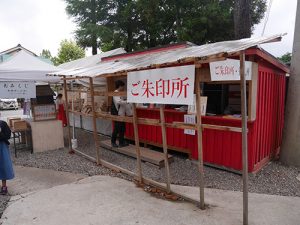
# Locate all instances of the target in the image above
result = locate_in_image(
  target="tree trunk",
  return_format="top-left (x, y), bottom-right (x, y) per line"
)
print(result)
top-left (280, 1), bottom-right (300, 166)
top-left (234, 0), bottom-right (251, 39)
top-left (91, 0), bottom-right (98, 55)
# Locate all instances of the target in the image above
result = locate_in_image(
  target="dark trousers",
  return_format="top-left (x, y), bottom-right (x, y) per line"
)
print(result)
top-left (111, 121), bottom-right (125, 144)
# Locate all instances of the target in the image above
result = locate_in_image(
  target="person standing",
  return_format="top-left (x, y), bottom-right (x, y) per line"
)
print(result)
top-left (0, 119), bottom-right (14, 195)
top-left (111, 80), bottom-right (130, 148)
top-left (56, 94), bottom-right (67, 127)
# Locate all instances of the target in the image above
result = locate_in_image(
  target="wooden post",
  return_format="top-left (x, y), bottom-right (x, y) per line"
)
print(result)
top-left (132, 103), bottom-right (143, 183)
top-left (159, 105), bottom-right (171, 193)
top-left (78, 86), bottom-right (83, 129)
top-left (195, 70), bottom-right (205, 210)
top-left (89, 77), bottom-right (101, 165)
top-left (63, 77), bottom-right (73, 153)
top-left (240, 51), bottom-right (249, 225)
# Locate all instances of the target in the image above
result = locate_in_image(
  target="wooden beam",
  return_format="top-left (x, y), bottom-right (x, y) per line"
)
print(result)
top-left (96, 113), bottom-right (134, 123)
top-left (240, 51), bottom-right (249, 225)
top-left (196, 70), bottom-right (205, 210)
top-left (66, 89), bottom-right (89, 93)
top-left (97, 54), bottom-right (228, 79)
top-left (89, 77), bottom-right (101, 165)
top-left (202, 124), bottom-right (243, 133)
top-left (132, 103), bottom-right (143, 183)
top-left (61, 76), bottom-right (90, 81)
top-left (159, 105), bottom-right (171, 193)
top-left (94, 91), bottom-right (127, 97)
top-left (63, 77), bottom-right (73, 153)
top-left (248, 62), bottom-right (258, 121)
top-left (166, 122), bottom-right (243, 133)
top-left (69, 110), bottom-right (93, 117)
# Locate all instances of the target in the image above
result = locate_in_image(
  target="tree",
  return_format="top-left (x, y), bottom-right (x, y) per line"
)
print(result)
top-left (53, 40), bottom-right (85, 65)
top-left (234, 0), bottom-right (251, 38)
top-left (40, 49), bottom-right (52, 59)
top-left (40, 49), bottom-right (57, 65)
top-left (65, 0), bottom-right (112, 55)
top-left (65, 0), bottom-right (267, 52)
top-left (278, 52), bottom-right (292, 65)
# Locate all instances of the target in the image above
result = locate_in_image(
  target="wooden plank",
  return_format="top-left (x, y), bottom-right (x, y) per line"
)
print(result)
top-left (159, 105), bottom-right (171, 192)
top-left (100, 139), bottom-right (173, 168)
top-left (94, 91), bottom-right (127, 97)
top-left (66, 89), bottom-right (89, 93)
top-left (61, 76), bottom-right (90, 80)
top-left (96, 113), bottom-right (134, 123)
top-left (132, 103), bottom-right (143, 182)
top-left (89, 77), bottom-right (101, 165)
top-left (240, 51), bottom-right (249, 225)
top-left (195, 68), bottom-right (205, 210)
top-left (125, 136), bottom-right (191, 155)
top-left (202, 124), bottom-right (243, 133)
top-left (69, 110), bottom-right (93, 117)
top-left (166, 122), bottom-right (243, 133)
top-left (248, 62), bottom-right (258, 121)
top-left (63, 78), bottom-right (73, 153)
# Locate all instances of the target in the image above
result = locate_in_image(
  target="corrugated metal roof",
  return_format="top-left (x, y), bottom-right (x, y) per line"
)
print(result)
top-left (50, 34), bottom-right (285, 78)
top-left (58, 48), bottom-right (126, 70)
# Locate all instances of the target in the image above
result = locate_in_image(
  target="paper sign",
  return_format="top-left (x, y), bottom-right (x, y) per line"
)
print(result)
top-left (127, 65), bottom-right (195, 105)
top-left (210, 59), bottom-right (253, 81)
top-left (0, 81), bottom-right (36, 98)
top-left (33, 104), bottom-right (56, 121)
top-left (188, 95), bottom-right (207, 115)
top-left (184, 114), bottom-right (196, 135)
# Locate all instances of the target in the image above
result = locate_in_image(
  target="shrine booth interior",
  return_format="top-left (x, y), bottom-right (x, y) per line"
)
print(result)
top-left (104, 47), bottom-right (289, 173)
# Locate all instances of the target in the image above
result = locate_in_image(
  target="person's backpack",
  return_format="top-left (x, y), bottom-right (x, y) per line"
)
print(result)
top-left (111, 99), bottom-right (119, 115)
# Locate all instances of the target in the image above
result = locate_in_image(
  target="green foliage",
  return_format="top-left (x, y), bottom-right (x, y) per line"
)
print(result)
top-left (278, 52), bottom-right (292, 64)
top-left (40, 49), bottom-right (52, 59)
top-left (65, 0), bottom-right (267, 53)
top-left (53, 40), bottom-right (85, 65)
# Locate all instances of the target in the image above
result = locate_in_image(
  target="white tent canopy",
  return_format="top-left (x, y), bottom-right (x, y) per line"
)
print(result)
top-left (58, 48), bottom-right (126, 70)
top-left (0, 50), bottom-right (60, 82)
top-left (58, 48), bottom-right (126, 87)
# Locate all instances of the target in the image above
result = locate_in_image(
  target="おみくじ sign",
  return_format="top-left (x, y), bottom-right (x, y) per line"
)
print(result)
top-left (127, 65), bottom-right (195, 105)
top-left (0, 81), bottom-right (36, 99)
top-left (210, 59), bottom-right (253, 81)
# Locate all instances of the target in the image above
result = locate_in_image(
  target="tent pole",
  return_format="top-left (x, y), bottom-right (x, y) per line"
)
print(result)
top-left (63, 77), bottom-right (73, 153)
top-left (240, 51), bottom-right (249, 225)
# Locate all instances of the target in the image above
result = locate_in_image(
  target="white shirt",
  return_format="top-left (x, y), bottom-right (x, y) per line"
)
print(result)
top-left (113, 90), bottom-right (127, 116)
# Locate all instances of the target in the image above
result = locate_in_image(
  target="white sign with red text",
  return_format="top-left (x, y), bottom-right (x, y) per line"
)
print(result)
top-left (210, 59), bottom-right (253, 81)
top-left (127, 65), bottom-right (195, 105)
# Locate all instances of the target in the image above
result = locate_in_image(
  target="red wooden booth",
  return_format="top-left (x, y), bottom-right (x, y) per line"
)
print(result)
top-left (103, 47), bottom-right (289, 173)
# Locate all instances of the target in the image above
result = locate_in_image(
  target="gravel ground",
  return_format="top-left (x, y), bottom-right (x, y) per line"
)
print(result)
top-left (1, 128), bottom-right (299, 218)
top-left (0, 195), bottom-right (9, 218)
top-left (71, 128), bottom-right (300, 197)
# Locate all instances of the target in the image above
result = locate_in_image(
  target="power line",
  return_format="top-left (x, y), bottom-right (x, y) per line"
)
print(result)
top-left (262, 0), bottom-right (274, 36)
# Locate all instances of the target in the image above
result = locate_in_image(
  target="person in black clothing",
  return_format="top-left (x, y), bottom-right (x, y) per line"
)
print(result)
top-left (111, 80), bottom-right (129, 148)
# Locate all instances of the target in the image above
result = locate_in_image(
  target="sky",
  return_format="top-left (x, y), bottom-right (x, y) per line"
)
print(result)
top-left (0, 0), bottom-right (297, 57)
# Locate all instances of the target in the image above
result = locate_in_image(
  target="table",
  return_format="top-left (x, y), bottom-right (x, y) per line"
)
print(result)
top-left (11, 128), bottom-right (33, 158)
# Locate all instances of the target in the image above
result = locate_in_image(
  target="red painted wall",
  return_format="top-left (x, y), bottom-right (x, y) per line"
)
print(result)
top-left (125, 63), bottom-right (286, 173)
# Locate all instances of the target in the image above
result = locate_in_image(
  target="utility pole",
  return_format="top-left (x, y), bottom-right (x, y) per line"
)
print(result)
top-left (281, 1), bottom-right (300, 166)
